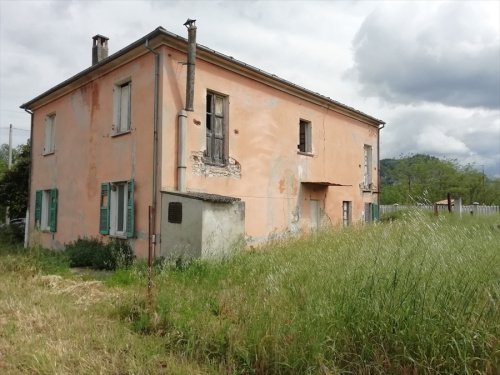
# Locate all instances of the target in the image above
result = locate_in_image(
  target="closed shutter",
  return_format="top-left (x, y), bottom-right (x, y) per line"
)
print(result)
top-left (372, 203), bottom-right (379, 222)
top-left (99, 183), bottom-right (110, 235)
top-left (126, 180), bottom-right (134, 238)
top-left (49, 189), bottom-right (58, 232)
top-left (35, 190), bottom-right (42, 229)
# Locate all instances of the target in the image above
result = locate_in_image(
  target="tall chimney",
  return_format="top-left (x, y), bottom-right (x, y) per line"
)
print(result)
top-left (92, 34), bottom-right (109, 65)
top-left (184, 19), bottom-right (197, 111)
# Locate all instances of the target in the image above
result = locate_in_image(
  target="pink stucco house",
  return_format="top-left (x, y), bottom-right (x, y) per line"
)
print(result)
top-left (21, 21), bottom-right (384, 258)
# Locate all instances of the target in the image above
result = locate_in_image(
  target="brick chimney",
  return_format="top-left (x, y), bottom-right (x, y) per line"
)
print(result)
top-left (92, 35), bottom-right (109, 65)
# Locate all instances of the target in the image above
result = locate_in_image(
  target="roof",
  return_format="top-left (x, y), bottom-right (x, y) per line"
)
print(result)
top-left (21, 26), bottom-right (384, 126)
top-left (163, 190), bottom-right (241, 203)
top-left (301, 181), bottom-right (351, 187)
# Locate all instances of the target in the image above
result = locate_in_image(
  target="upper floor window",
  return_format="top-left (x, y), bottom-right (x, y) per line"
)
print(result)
top-left (363, 144), bottom-right (373, 187)
top-left (205, 91), bottom-right (228, 165)
top-left (298, 119), bottom-right (312, 154)
top-left (113, 81), bottom-right (131, 134)
top-left (44, 113), bottom-right (56, 154)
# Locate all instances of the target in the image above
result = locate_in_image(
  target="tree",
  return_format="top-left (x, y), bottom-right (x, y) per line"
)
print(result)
top-left (0, 141), bottom-right (30, 219)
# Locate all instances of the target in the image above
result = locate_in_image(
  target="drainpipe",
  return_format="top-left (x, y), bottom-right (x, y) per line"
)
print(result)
top-left (24, 108), bottom-right (34, 248)
top-left (144, 39), bottom-right (160, 257)
top-left (184, 19), bottom-right (197, 112)
top-left (177, 19), bottom-right (196, 192)
top-left (178, 110), bottom-right (187, 192)
top-left (377, 123), bottom-right (385, 209)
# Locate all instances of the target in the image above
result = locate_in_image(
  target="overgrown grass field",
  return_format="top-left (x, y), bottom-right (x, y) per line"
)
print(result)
top-left (1, 212), bottom-right (499, 374)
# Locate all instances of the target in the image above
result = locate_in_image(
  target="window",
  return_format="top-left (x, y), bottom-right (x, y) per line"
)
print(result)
top-left (113, 81), bottom-right (131, 134)
top-left (99, 180), bottom-right (134, 238)
top-left (364, 203), bottom-right (379, 223)
top-left (35, 188), bottom-right (58, 232)
top-left (205, 91), bottom-right (227, 165)
top-left (342, 201), bottom-right (352, 226)
top-left (363, 145), bottom-right (373, 188)
top-left (168, 202), bottom-right (183, 224)
top-left (298, 119), bottom-right (312, 153)
top-left (44, 114), bottom-right (56, 154)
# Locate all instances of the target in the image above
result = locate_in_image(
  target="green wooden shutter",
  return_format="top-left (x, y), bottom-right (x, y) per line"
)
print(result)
top-left (49, 189), bottom-right (58, 232)
top-left (372, 203), bottom-right (379, 222)
top-left (35, 190), bottom-right (42, 229)
top-left (126, 179), bottom-right (134, 238)
top-left (99, 183), bottom-right (110, 235)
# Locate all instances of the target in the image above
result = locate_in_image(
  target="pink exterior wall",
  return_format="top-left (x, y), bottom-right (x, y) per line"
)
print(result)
top-left (160, 47), bottom-right (379, 245)
top-left (29, 53), bottom-right (157, 256)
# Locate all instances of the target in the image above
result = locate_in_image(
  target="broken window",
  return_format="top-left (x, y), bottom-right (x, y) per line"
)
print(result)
top-left (113, 81), bottom-right (131, 134)
top-left (298, 119), bottom-right (312, 153)
top-left (363, 144), bottom-right (372, 188)
top-left (205, 91), bottom-right (227, 165)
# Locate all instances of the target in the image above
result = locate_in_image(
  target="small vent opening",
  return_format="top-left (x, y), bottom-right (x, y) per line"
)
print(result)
top-left (168, 202), bottom-right (183, 223)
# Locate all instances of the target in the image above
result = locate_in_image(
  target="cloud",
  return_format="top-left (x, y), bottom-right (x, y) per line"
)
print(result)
top-left (349, 2), bottom-right (500, 109)
top-left (381, 105), bottom-right (500, 176)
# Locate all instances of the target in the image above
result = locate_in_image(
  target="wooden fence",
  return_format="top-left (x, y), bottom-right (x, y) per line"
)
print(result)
top-left (380, 204), bottom-right (499, 216)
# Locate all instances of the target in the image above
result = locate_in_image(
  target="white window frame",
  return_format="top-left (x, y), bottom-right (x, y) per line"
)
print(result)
top-left (363, 144), bottom-right (373, 188)
top-left (113, 80), bottom-right (131, 134)
top-left (298, 119), bottom-right (312, 154)
top-left (40, 190), bottom-right (51, 230)
top-left (109, 182), bottom-right (129, 237)
top-left (44, 113), bottom-right (56, 155)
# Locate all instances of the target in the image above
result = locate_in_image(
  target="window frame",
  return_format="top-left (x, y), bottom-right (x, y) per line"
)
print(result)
top-left (205, 91), bottom-right (229, 166)
top-left (99, 180), bottom-right (134, 238)
top-left (298, 119), bottom-right (312, 155)
top-left (363, 144), bottom-right (373, 189)
top-left (113, 80), bottom-right (132, 135)
top-left (342, 201), bottom-right (352, 227)
top-left (35, 188), bottom-right (58, 232)
top-left (43, 113), bottom-right (56, 155)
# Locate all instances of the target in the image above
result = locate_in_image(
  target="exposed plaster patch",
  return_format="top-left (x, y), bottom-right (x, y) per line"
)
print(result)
top-left (191, 151), bottom-right (241, 178)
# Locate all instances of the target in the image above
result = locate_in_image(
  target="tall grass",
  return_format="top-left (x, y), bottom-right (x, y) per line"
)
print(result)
top-left (123, 212), bottom-right (499, 374)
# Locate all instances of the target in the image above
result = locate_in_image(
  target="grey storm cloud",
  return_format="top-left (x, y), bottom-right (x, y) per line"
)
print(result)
top-left (350, 3), bottom-right (500, 110)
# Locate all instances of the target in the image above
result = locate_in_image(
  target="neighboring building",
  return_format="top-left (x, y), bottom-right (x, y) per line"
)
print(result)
top-left (21, 22), bottom-right (385, 258)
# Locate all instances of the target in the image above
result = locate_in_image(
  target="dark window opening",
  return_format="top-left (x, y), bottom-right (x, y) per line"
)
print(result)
top-left (298, 119), bottom-right (311, 153)
top-left (205, 91), bottom-right (226, 165)
top-left (168, 202), bottom-right (183, 224)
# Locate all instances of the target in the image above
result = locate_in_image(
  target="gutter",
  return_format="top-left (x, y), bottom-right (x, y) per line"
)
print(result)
top-left (377, 123), bottom-right (386, 209)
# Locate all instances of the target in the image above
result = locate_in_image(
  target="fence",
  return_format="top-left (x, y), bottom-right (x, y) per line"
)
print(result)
top-left (380, 204), bottom-right (500, 216)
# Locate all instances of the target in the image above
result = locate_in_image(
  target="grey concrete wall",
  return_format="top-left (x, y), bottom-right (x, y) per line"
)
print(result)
top-left (201, 201), bottom-right (245, 258)
top-left (160, 194), bottom-right (203, 259)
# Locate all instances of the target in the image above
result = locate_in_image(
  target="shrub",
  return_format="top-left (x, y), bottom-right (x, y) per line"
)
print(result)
top-left (0, 222), bottom-right (25, 244)
top-left (66, 238), bottom-right (134, 270)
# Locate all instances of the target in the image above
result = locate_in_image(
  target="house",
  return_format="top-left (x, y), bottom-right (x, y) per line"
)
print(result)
top-left (21, 21), bottom-right (385, 258)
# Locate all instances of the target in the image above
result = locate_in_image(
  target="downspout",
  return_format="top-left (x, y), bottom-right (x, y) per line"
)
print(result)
top-left (178, 19), bottom-right (197, 192)
top-left (144, 40), bottom-right (160, 257)
top-left (377, 123), bottom-right (385, 210)
top-left (24, 108), bottom-right (34, 248)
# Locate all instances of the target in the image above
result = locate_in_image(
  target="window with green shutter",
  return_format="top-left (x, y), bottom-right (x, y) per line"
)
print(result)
top-left (34, 188), bottom-right (58, 231)
top-left (100, 179), bottom-right (135, 238)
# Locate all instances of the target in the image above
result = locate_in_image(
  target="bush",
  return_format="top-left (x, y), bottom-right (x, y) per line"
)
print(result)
top-left (66, 238), bottom-right (134, 270)
top-left (0, 222), bottom-right (25, 244)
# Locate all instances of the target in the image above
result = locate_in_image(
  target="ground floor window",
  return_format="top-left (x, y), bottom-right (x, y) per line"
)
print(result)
top-left (35, 188), bottom-right (58, 232)
top-left (99, 180), bottom-right (134, 238)
top-left (364, 202), bottom-right (379, 223)
top-left (342, 201), bottom-right (351, 226)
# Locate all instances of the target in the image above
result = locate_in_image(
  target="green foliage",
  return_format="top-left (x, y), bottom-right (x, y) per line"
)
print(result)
top-left (381, 154), bottom-right (500, 205)
top-left (0, 222), bottom-right (25, 244)
top-left (0, 243), bottom-right (69, 276)
top-left (65, 238), bottom-right (134, 270)
top-left (0, 141), bottom-right (30, 219)
top-left (119, 214), bottom-right (500, 374)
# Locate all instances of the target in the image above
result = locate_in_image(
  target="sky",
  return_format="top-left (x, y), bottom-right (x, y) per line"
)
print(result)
top-left (1, 0), bottom-right (499, 176)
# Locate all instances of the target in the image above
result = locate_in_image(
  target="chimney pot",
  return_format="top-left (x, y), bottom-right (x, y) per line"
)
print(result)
top-left (92, 34), bottom-right (109, 65)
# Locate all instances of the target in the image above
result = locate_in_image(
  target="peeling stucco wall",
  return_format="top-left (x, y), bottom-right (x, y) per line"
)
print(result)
top-left (190, 151), bottom-right (241, 178)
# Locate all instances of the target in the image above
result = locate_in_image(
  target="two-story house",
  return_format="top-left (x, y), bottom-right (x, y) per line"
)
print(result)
top-left (21, 21), bottom-right (384, 258)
